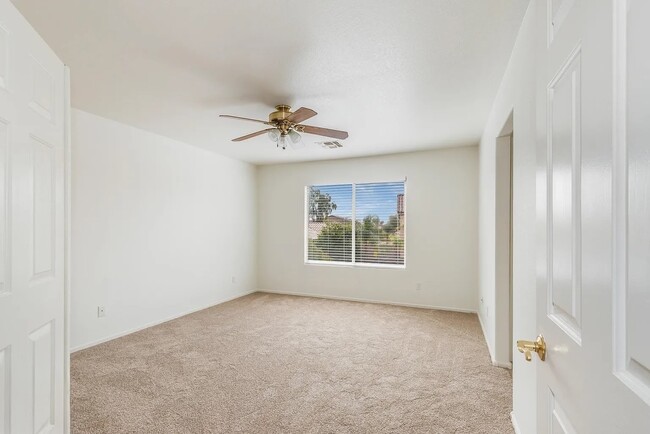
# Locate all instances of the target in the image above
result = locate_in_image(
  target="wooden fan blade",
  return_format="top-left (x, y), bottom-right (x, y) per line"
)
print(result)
top-left (232, 128), bottom-right (275, 142)
top-left (299, 125), bottom-right (349, 140)
top-left (220, 114), bottom-right (271, 125)
top-left (287, 107), bottom-right (317, 124)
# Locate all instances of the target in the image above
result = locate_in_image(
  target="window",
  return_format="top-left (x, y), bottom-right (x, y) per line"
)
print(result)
top-left (306, 181), bottom-right (405, 267)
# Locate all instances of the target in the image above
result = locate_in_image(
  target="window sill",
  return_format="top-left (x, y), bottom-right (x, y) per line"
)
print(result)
top-left (304, 260), bottom-right (406, 270)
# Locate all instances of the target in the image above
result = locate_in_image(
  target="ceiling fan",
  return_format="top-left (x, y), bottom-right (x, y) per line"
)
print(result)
top-left (220, 105), bottom-right (349, 149)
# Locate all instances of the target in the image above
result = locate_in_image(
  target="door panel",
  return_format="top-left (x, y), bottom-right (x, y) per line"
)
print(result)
top-left (28, 58), bottom-right (55, 122)
top-left (548, 0), bottom-right (576, 45)
top-left (0, 346), bottom-right (8, 433)
top-left (29, 321), bottom-right (54, 434)
top-left (0, 0), bottom-right (65, 433)
top-left (0, 26), bottom-right (6, 89)
top-left (548, 46), bottom-right (582, 344)
top-left (548, 389), bottom-right (577, 434)
top-left (31, 135), bottom-right (55, 279)
top-left (0, 118), bottom-right (8, 296)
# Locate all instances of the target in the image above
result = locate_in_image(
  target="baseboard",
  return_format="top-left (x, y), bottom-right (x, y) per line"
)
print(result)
top-left (493, 360), bottom-right (513, 369)
top-left (511, 411), bottom-right (522, 434)
top-left (258, 289), bottom-right (478, 314)
top-left (71, 289), bottom-right (256, 353)
top-left (477, 311), bottom-right (511, 368)
top-left (479, 314), bottom-right (512, 369)
top-left (477, 312), bottom-right (494, 356)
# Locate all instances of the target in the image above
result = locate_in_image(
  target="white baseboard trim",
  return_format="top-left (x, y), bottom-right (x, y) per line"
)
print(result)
top-left (477, 311), bottom-right (494, 356)
top-left (71, 289), bottom-right (256, 353)
top-left (511, 411), bottom-right (522, 434)
top-left (477, 312), bottom-right (512, 368)
top-left (258, 289), bottom-right (478, 314)
top-left (493, 360), bottom-right (513, 369)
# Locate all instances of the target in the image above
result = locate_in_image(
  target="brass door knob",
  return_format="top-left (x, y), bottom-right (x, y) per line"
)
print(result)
top-left (516, 335), bottom-right (546, 362)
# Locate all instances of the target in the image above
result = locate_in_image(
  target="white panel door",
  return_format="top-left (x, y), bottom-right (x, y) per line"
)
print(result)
top-left (532, 0), bottom-right (650, 432)
top-left (0, 1), bottom-right (66, 433)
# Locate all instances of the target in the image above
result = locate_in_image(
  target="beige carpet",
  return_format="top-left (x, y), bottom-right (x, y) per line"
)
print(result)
top-left (71, 293), bottom-right (513, 433)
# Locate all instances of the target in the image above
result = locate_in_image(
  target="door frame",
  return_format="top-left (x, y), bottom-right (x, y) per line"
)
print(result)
top-left (63, 66), bottom-right (72, 433)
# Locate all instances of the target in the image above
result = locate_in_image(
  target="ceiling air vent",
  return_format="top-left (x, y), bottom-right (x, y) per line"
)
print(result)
top-left (317, 141), bottom-right (343, 149)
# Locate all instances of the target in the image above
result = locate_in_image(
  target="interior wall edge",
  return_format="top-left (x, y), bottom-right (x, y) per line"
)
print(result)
top-left (478, 309), bottom-right (496, 361)
top-left (477, 2), bottom-right (538, 433)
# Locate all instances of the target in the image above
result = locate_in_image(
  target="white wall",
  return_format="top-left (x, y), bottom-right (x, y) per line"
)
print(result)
top-left (478, 3), bottom-right (537, 433)
top-left (70, 109), bottom-right (257, 351)
top-left (257, 147), bottom-right (479, 311)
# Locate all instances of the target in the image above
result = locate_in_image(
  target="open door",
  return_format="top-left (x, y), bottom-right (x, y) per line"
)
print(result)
top-left (0, 0), bottom-right (67, 432)
top-left (520, 0), bottom-right (650, 432)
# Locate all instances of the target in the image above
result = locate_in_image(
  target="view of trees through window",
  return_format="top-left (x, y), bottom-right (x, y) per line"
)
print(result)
top-left (307, 182), bottom-right (405, 265)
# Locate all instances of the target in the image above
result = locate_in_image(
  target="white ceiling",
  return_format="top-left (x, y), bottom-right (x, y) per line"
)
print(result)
top-left (12, 0), bottom-right (528, 164)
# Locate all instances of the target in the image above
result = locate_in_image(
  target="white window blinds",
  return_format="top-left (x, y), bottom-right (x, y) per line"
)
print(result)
top-left (307, 184), bottom-right (353, 263)
top-left (306, 181), bottom-right (405, 266)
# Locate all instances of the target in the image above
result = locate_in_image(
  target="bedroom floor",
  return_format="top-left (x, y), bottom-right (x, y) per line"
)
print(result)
top-left (71, 293), bottom-right (513, 433)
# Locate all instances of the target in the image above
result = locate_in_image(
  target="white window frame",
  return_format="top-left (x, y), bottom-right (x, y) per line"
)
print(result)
top-left (303, 180), bottom-right (407, 269)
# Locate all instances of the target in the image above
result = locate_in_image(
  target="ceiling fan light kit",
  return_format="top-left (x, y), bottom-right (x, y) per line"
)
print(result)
top-left (276, 131), bottom-right (303, 150)
top-left (220, 105), bottom-right (348, 150)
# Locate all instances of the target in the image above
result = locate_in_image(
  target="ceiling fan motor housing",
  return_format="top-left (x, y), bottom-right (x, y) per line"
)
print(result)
top-left (269, 104), bottom-right (292, 123)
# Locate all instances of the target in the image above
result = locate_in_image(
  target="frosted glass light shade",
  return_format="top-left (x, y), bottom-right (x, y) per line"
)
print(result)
top-left (278, 134), bottom-right (288, 149)
top-left (267, 129), bottom-right (280, 142)
top-left (288, 130), bottom-right (301, 144)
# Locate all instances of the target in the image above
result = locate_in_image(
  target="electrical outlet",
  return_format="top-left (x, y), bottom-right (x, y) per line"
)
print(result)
top-left (97, 306), bottom-right (106, 318)
top-left (231, 276), bottom-right (236, 284)
top-left (416, 282), bottom-right (422, 291)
